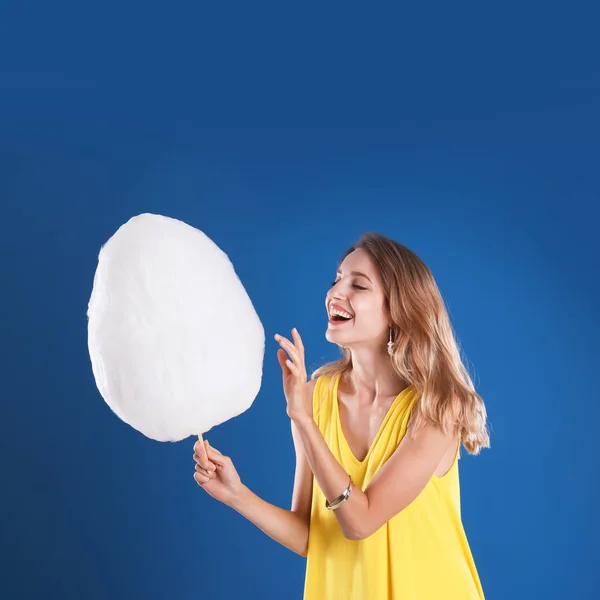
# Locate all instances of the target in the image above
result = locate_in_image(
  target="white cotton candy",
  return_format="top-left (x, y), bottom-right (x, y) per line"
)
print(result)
top-left (87, 213), bottom-right (265, 442)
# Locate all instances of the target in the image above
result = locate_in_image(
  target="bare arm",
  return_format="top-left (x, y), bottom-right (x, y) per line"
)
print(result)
top-left (292, 399), bottom-right (460, 540)
top-left (229, 485), bottom-right (309, 556)
top-left (227, 379), bottom-right (317, 557)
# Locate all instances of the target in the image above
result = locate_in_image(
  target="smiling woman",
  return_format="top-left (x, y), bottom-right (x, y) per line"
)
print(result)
top-left (294, 232), bottom-right (490, 600)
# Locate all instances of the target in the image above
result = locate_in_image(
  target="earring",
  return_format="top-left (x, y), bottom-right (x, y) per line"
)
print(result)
top-left (387, 328), bottom-right (394, 356)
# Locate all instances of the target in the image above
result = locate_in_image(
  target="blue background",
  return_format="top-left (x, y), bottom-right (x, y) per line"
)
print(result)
top-left (1, 1), bottom-right (599, 599)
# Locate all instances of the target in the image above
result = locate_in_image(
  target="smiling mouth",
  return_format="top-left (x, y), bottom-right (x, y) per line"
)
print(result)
top-left (329, 315), bottom-right (353, 324)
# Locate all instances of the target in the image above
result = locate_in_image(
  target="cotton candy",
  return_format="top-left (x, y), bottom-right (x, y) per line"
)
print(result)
top-left (87, 213), bottom-right (265, 442)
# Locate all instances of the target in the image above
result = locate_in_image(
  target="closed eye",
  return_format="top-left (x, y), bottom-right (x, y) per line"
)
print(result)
top-left (330, 281), bottom-right (367, 290)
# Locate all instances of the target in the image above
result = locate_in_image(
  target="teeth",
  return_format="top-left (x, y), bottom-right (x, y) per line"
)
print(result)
top-left (330, 307), bottom-right (353, 319)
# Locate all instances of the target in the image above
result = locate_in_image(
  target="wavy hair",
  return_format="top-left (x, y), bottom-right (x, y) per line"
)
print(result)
top-left (310, 232), bottom-right (490, 455)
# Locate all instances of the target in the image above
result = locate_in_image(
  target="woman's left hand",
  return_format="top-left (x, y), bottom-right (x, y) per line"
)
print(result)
top-left (275, 328), bottom-right (312, 422)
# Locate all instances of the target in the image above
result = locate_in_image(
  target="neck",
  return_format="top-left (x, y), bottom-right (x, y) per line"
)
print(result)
top-left (345, 346), bottom-right (408, 404)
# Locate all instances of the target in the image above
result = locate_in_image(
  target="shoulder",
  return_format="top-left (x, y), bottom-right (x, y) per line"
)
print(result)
top-left (306, 377), bottom-right (319, 408)
top-left (307, 377), bottom-right (318, 392)
top-left (307, 373), bottom-right (335, 399)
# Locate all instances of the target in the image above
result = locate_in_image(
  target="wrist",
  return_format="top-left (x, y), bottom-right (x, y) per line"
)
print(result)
top-left (291, 413), bottom-right (315, 430)
top-left (227, 483), bottom-right (249, 511)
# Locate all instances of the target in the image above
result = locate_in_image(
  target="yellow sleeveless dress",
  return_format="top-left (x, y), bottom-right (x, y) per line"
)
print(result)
top-left (303, 373), bottom-right (485, 600)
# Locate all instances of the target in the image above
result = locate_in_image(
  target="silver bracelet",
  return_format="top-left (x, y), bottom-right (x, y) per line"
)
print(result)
top-left (325, 475), bottom-right (354, 510)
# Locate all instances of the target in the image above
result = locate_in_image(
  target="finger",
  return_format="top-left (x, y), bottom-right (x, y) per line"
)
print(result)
top-left (276, 335), bottom-right (297, 356)
top-left (277, 342), bottom-right (305, 379)
top-left (291, 328), bottom-right (304, 354)
top-left (276, 336), bottom-right (301, 365)
top-left (195, 463), bottom-right (216, 478)
top-left (277, 333), bottom-right (306, 374)
top-left (194, 443), bottom-right (216, 471)
top-left (277, 349), bottom-right (292, 374)
top-left (195, 439), bottom-right (212, 458)
top-left (193, 454), bottom-right (216, 474)
top-left (285, 359), bottom-right (299, 376)
top-left (194, 472), bottom-right (210, 485)
top-left (193, 452), bottom-right (215, 469)
top-left (205, 446), bottom-right (230, 466)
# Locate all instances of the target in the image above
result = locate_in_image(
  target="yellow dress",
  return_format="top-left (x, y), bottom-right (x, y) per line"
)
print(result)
top-left (303, 373), bottom-right (485, 600)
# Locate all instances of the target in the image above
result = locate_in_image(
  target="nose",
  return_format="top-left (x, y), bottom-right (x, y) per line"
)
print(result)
top-left (326, 285), bottom-right (346, 305)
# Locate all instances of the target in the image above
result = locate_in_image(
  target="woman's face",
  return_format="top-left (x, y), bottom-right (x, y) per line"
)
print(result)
top-left (325, 248), bottom-right (390, 350)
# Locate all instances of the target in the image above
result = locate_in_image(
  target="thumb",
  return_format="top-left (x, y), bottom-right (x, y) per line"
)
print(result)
top-left (277, 349), bottom-right (291, 374)
top-left (205, 443), bottom-right (228, 465)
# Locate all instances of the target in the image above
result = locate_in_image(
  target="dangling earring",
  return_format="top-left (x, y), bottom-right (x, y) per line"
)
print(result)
top-left (387, 328), bottom-right (394, 356)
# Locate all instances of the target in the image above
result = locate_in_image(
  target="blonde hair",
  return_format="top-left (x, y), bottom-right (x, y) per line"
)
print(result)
top-left (310, 232), bottom-right (490, 455)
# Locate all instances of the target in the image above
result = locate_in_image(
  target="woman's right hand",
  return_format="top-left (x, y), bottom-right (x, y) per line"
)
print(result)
top-left (193, 436), bottom-right (243, 507)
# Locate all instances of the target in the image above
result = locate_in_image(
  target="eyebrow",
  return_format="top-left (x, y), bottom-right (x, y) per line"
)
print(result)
top-left (336, 270), bottom-right (372, 283)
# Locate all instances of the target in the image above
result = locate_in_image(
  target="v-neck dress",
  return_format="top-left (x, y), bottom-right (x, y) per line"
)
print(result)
top-left (303, 373), bottom-right (485, 600)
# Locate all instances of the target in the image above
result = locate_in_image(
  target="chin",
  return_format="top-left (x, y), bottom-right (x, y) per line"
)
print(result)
top-left (325, 329), bottom-right (338, 342)
top-left (326, 328), bottom-right (351, 344)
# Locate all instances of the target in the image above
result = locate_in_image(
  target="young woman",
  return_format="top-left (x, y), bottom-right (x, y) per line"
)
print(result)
top-left (193, 232), bottom-right (490, 599)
